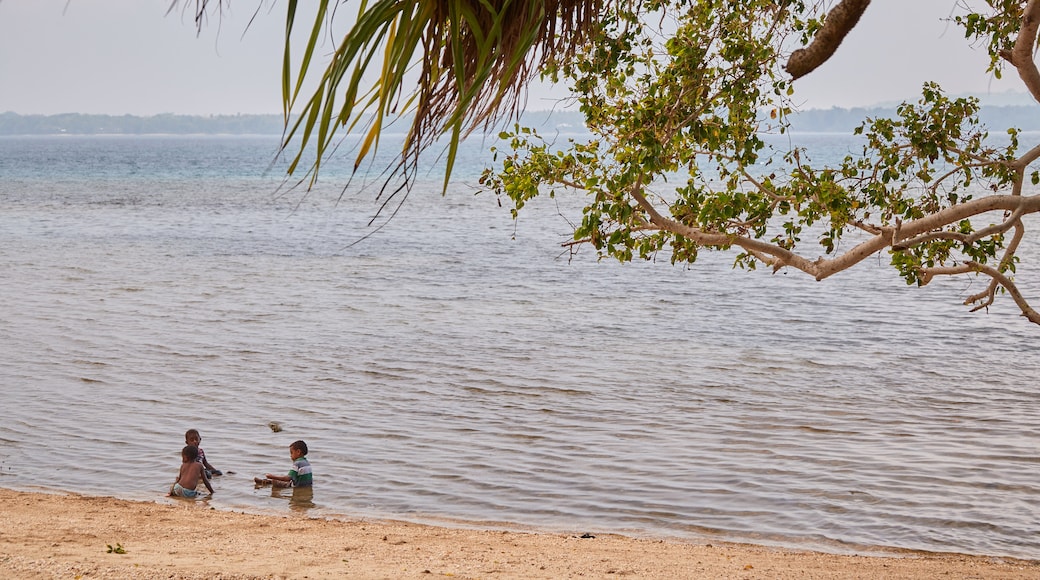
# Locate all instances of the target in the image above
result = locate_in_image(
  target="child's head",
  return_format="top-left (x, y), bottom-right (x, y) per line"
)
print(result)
top-left (185, 429), bottom-right (201, 446)
top-left (182, 445), bottom-right (199, 463)
top-left (290, 440), bottom-right (308, 458)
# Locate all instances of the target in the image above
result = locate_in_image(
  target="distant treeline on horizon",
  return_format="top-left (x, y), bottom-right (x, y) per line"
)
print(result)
top-left (0, 111), bottom-right (589, 137)
top-left (1, 106), bottom-right (1038, 135)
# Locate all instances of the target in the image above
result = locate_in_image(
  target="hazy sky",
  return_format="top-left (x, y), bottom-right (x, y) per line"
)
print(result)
top-left (0, 0), bottom-right (1027, 116)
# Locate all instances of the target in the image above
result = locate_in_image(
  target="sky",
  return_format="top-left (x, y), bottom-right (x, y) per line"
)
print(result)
top-left (0, 0), bottom-right (1029, 116)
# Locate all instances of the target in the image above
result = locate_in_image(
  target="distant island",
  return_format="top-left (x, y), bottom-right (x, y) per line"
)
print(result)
top-left (786, 104), bottom-right (1040, 133)
top-left (1, 105), bottom-right (1037, 136)
top-left (0, 111), bottom-right (589, 136)
top-left (0, 112), bottom-right (287, 136)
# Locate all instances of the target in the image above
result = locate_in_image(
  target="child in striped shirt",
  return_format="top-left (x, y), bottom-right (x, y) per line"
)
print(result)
top-left (254, 440), bottom-right (312, 488)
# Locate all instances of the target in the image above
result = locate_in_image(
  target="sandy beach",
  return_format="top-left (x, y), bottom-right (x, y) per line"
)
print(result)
top-left (0, 488), bottom-right (1036, 579)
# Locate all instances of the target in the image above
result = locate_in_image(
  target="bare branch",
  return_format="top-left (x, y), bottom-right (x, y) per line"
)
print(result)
top-left (965, 281), bottom-right (999, 311)
top-left (1011, 0), bottom-right (1040, 105)
top-left (1013, 141), bottom-right (1040, 170)
top-left (966, 261), bottom-right (1040, 324)
top-left (785, 0), bottom-right (871, 80)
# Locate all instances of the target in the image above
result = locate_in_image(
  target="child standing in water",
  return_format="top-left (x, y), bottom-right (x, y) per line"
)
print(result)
top-left (255, 440), bottom-right (312, 488)
top-left (169, 445), bottom-right (214, 498)
top-left (185, 428), bottom-right (222, 477)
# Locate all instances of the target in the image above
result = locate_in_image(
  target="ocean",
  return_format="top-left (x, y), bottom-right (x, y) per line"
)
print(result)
top-left (0, 132), bottom-right (1037, 560)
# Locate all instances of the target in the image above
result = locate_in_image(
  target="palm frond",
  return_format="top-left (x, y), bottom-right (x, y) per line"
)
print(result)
top-left (282, 0), bottom-right (604, 192)
top-left (175, 0), bottom-right (601, 196)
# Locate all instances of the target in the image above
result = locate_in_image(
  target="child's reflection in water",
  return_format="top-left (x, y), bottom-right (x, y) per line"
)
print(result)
top-left (271, 485), bottom-right (316, 512)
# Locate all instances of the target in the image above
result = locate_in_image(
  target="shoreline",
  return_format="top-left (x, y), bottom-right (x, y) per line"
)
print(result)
top-left (1, 488), bottom-right (1037, 579)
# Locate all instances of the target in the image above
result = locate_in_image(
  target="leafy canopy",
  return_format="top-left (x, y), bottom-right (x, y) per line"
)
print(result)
top-left (477, 0), bottom-right (1040, 325)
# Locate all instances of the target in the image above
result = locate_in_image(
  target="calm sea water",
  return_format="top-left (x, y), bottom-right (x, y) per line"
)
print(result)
top-left (0, 133), bottom-right (1037, 560)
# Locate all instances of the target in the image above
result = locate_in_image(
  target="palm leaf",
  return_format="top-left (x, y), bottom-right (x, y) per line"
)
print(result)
top-left (286, 0), bottom-right (604, 192)
top-left (177, 0), bottom-right (602, 194)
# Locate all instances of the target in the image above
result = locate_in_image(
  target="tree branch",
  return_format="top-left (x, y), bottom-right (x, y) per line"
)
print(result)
top-left (963, 218), bottom-right (1025, 309)
top-left (893, 206), bottom-right (1026, 250)
top-left (785, 0), bottom-right (871, 80)
top-left (1011, 0), bottom-right (1040, 105)
top-left (1013, 141), bottom-right (1040, 171)
top-left (656, 194), bottom-right (1040, 281)
top-left (966, 260), bottom-right (1040, 324)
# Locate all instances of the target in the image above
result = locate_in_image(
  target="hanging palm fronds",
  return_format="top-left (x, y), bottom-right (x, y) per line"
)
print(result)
top-left (286, 0), bottom-right (602, 194)
top-left (175, 0), bottom-right (601, 192)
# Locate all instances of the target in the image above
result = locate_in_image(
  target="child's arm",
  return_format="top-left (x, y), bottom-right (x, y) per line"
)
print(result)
top-left (262, 472), bottom-right (293, 488)
top-left (202, 469), bottom-right (214, 494)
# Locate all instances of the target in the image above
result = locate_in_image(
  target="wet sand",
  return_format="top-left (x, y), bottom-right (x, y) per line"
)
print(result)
top-left (1, 488), bottom-right (1036, 579)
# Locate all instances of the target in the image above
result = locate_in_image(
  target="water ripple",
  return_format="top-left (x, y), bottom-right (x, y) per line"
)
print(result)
top-left (0, 135), bottom-right (1038, 560)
